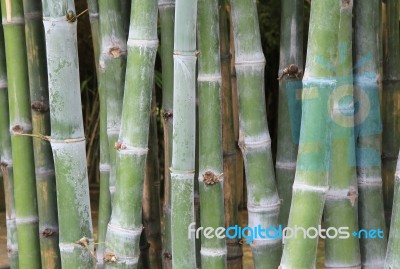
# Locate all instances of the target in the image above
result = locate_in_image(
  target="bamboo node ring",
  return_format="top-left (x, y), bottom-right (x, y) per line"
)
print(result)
top-left (104, 252), bottom-right (118, 263)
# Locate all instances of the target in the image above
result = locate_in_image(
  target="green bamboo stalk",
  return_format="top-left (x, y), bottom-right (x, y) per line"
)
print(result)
top-left (142, 87), bottom-right (162, 269)
top-left (0, 0), bottom-right (41, 267)
top-left (41, 1), bottom-right (94, 267)
top-left (88, 0), bottom-right (112, 267)
top-left (197, 0), bottom-right (226, 267)
top-left (280, 0), bottom-right (341, 268)
top-left (87, 0), bottom-right (100, 71)
top-left (382, 0), bottom-right (400, 225)
top-left (219, 1), bottom-right (243, 268)
top-left (158, 0), bottom-right (175, 267)
top-left (23, 1), bottom-right (60, 267)
top-left (103, 0), bottom-right (158, 267)
top-left (169, 0), bottom-right (197, 267)
top-left (386, 151), bottom-right (400, 268)
top-left (324, 1), bottom-right (361, 268)
top-left (354, 0), bottom-right (387, 267)
top-left (0, 22), bottom-right (18, 268)
top-left (276, 0), bottom-right (303, 228)
top-left (98, 0), bottom-right (127, 203)
top-left (230, 0), bottom-right (281, 267)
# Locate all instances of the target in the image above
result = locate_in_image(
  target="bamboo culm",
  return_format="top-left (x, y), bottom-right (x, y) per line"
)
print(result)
top-left (23, 0), bottom-right (61, 267)
top-left (142, 87), bottom-right (162, 268)
top-left (0, 0), bottom-right (41, 267)
top-left (324, 1), bottom-right (361, 267)
top-left (0, 21), bottom-right (18, 268)
top-left (87, 0), bottom-right (112, 267)
top-left (276, 0), bottom-right (303, 228)
top-left (169, 0), bottom-right (198, 268)
top-left (219, 1), bottom-right (243, 268)
top-left (386, 152), bottom-right (400, 268)
top-left (197, 0), bottom-right (226, 267)
top-left (382, 0), bottom-right (400, 226)
top-left (104, 0), bottom-right (158, 267)
top-left (354, 0), bottom-right (387, 267)
top-left (98, 0), bottom-right (127, 203)
top-left (41, 0), bottom-right (94, 267)
top-left (230, 0), bottom-right (281, 267)
top-left (158, 0), bottom-right (175, 267)
top-left (280, 0), bottom-right (341, 267)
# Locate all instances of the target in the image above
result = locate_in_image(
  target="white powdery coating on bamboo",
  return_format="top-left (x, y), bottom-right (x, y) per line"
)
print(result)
top-left (200, 247), bottom-right (227, 256)
top-left (357, 176), bottom-right (382, 186)
top-left (326, 188), bottom-right (357, 199)
top-left (117, 145), bottom-right (148, 155)
top-left (292, 182), bottom-right (329, 193)
top-left (127, 39), bottom-right (159, 47)
top-left (15, 216), bottom-right (39, 225)
top-left (0, 79), bottom-right (8, 88)
top-left (35, 167), bottom-right (55, 178)
top-left (197, 74), bottom-right (222, 83)
top-left (275, 161), bottom-right (297, 170)
top-left (241, 133), bottom-right (272, 148)
top-left (107, 223), bottom-right (142, 236)
top-left (99, 163), bottom-right (111, 172)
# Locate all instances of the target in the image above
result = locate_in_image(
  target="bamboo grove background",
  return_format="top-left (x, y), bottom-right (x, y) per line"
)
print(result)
top-left (1, 0), bottom-right (400, 268)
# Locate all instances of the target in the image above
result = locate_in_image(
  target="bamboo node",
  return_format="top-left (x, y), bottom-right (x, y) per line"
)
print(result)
top-left (114, 142), bottom-right (127, 150)
top-left (203, 171), bottom-right (223, 185)
top-left (31, 101), bottom-right (49, 112)
top-left (66, 8), bottom-right (88, 23)
top-left (342, 0), bottom-right (351, 7)
top-left (163, 252), bottom-right (172, 259)
top-left (278, 64), bottom-right (303, 80)
top-left (104, 252), bottom-right (118, 263)
top-left (109, 47), bottom-right (121, 58)
top-left (12, 125), bottom-right (24, 134)
top-left (42, 228), bottom-right (57, 237)
top-left (76, 236), bottom-right (90, 248)
top-left (347, 187), bottom-right (358, 207)
top-left (162, 110), bottom-right (173, 120)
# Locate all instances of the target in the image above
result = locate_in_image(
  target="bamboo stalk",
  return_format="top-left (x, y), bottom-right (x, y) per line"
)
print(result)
top-left (87, 0), bottom-right (112, 267)
top-left (41, 0), bottom-right (94, 266)
top-left (0, 22), bottom-right (18, 268)
top-left (142, 87), bottom-right (162, 269)
top-left (197, 0), bottom-right (226, 267)
top-left (228, 5), bottom-right (245, 212)
top-left (0, 0), bottom-right (41, 267)
top-left (230, 0), bottom-right (281, 267)
top-left (386, 151), bottom-right (400, 268)
top-left (23, 0), bottom-right (60, 267)
top-left (169, 0), bottom-right (197, 267)
top-left (158, 0), bottom-right (175, 267)
top-left (354, 0), bottom-right (387, 267)
top-left (382, 0), bottom-right (400, 225)
top-left (280, 0), bottom-right (341, 267)
top-left (219, 1), bottom-right (243, 268)
top-left (324, 1), bottom-right (361, 267)
top-left (103, 0), bottom-right (158, 267)
top-left (276, 0), bottom-right (303, 228)
top-left (98, 0), bottom-right (127, 204)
